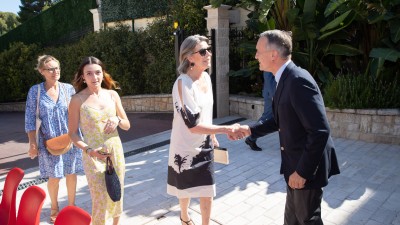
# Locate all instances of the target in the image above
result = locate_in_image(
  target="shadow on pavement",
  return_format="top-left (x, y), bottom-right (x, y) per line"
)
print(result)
top-left (0, 112), bottom-right (173, 176)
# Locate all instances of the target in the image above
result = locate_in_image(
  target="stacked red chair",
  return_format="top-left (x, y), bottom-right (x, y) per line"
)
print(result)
top-left (0, 167), bottom-right (24, 225)
top-left (54, 206), bottom-right (91, 225)
top-left (15, 186), bottom-right (46, 225)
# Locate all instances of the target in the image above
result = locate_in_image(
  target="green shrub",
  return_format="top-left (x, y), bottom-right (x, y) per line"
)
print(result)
top-left (0, 0), bottom-right (96, 51)
top-left (47, 25), bottom-right (161, 96)
top-left (46, 42), bottom-right (85, 85)
top-left (101, 0), bottom-right (169, 23)
top-left (79, 26), bottom-right (147, 95)
top-left (0, 42), bottom-right (41, 102)
top-left (170, 0), bottom-right (208, 35)
top-left (0, 0), bottom-right (211, 102)
top-left (228, 29), bottom-right (263, 96)
top-left (139, 19), bottom-right (176, 94)
top-left (324, 74), bottom-right (400, 109)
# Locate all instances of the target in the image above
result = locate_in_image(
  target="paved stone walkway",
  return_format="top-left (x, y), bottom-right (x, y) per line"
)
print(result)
top-left (0, 112), bottom-right (173, 176)
top-left (1, 116), bottom-right (399, 225)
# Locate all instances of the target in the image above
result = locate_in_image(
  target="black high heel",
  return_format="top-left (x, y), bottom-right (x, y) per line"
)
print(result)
top-left (180, 217), bottom-right (195, 225)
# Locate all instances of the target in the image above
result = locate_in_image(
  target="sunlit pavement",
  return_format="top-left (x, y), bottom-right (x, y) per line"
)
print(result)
top-left (1, 116), bottom-right (400, 225)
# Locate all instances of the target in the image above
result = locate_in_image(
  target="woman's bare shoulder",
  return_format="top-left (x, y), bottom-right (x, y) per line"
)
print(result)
top-left (70, 93), bottom-right (85, 105)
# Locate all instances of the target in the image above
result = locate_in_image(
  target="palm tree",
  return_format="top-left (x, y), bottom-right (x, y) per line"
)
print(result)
top-left (174, 154), bottom-right (188, 173)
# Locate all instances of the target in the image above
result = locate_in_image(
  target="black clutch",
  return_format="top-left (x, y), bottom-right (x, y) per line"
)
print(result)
top-left (105, 156), bottom-right (121, 202)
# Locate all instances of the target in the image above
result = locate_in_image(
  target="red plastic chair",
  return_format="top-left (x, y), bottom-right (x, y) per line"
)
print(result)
top-left (54, 205), bottom-right (91, 225)
top-left (0, 167), bottom-right (24, 225)
top-left (15, 186), bottom-right (46, 225)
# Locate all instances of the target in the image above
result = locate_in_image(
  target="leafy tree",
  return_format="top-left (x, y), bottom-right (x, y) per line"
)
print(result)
top-left (212, 0), bottom-right (400, 85)
top-left (0, 0), bottom-right (213, 102)
top-left (169, 0), bottom-right (209, 35)
top-left (0, 12), bottom-right (20, 35)
top-left (18, 0), bottom-right (53, 23)
top-left (320, 0), bottom-right (400, 81)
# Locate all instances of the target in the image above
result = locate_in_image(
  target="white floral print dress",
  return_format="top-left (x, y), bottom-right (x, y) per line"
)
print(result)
top-left (167, 73), bottom-right (216, 198)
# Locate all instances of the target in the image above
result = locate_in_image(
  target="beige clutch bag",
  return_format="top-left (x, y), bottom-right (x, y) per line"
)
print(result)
top-left (214, 147), bottom-right (229, 164)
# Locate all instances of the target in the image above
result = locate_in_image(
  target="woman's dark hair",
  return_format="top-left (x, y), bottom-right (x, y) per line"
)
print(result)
top-left (72, 56), bottom-right (119, 93)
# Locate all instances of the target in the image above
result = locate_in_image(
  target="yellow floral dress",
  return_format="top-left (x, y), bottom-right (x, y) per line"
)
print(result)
top-left (79, 104), bottom-right (125, 225)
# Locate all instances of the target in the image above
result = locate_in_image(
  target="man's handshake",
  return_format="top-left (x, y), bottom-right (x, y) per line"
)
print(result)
top-left (226, 123), bottom-right (251, 141)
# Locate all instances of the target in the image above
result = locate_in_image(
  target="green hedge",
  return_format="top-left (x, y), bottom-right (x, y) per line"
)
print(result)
top-left (47, 25), bottom-right (147, 95)
top-left (101, 0), bottom-right (169, 23)
top-left (0, 42), bottom-right (41, 102)
top-left (0, 0), bottom-right (211, 102)
top-left (0, 0), bottom-right (96, 51)
top-left (47, 23), bottom-right (176, 96)
top-left (0, 24), bottom-right (177, 102)
top-left (324, 74), bottom-right (400, 109)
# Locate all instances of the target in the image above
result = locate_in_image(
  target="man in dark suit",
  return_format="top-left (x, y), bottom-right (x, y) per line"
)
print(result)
top-left (238, 30), bottom-right (340, 225)
top-left (245, 71), bottom-right (276, 151)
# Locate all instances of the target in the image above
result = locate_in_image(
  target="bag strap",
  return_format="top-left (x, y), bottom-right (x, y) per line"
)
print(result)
top-left (61, 83), bottom-right (69, 111)
top-left (106, 157), bottom-right (114, 174)
top-left (36, 84), bottom-right (41, 121)
top-left (35, 84), bottom-right (41, 143)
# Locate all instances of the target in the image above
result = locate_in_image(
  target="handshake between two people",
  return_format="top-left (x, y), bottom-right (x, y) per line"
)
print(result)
top-left (225, 123), bottom-right (251, 141)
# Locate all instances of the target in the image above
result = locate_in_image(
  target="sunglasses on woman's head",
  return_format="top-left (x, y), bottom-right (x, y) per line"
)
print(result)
top-left (192, 47), bottom-right (212, 56)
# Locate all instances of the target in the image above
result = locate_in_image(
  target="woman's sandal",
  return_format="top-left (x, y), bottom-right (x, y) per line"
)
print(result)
top-left (180, 217), bottom-right (195, 225)
top-left (50, 208), bottom-right (59, 224)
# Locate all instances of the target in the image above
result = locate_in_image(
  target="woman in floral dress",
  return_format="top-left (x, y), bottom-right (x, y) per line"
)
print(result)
top-left (68, 56), bottom-right (130, 225)
top-left (25, 55), bottom-right (83, 223)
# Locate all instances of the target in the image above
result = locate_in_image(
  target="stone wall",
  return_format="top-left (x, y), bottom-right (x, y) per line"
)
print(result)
top-left (121, 94), bottom-right (173, 112)
top-left (0, 102), bottom-right (26, 112)
top-left (326, 108), bottom-right (400, 145)
top-left (0, 94), bottom-right (173, 113)
top-left (229, 95), bottom-right (400, 145)
top-left (229, 95), bottom-right (264, 120)
top-left (2, 94), bottom-right (399, 145)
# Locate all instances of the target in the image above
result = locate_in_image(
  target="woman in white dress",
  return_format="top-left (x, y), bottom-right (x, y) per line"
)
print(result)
top-left (167, 35), bottom-right (238, 225)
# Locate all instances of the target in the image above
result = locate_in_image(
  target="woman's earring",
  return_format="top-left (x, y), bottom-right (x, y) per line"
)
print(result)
top-left (83, 80), bottom-right (86, 83)
top-left (190, 62), bottom-right (195, 70)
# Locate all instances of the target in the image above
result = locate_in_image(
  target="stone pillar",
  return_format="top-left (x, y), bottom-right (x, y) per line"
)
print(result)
top-left (204, 5), bottom-right (231, 118)
top-left (90, 8), bottom-right (103, 31)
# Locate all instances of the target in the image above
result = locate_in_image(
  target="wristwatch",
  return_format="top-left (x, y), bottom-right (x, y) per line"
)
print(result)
top-left (85, 147), bottom-right (94, 155)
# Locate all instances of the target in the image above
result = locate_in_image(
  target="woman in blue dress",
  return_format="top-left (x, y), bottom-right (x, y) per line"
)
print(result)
top-left (25, 55), bottom-right (83, 223)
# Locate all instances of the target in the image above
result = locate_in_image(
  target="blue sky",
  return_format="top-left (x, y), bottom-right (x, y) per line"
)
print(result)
top-left (0, 0), bottom-right (21, 14)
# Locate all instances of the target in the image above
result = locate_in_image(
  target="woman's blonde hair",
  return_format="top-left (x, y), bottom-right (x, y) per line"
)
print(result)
top-left (177, 35), bottom-right (209, 74)
top-left (35, 55), bottom-right (59, 71)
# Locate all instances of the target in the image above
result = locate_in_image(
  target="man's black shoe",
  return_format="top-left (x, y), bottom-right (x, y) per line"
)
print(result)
top-left (245, 138), bottom-right (262, 151)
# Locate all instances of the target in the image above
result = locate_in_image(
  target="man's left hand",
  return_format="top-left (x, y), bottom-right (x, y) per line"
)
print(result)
top-left (288, 171), bottom-right (306, 189)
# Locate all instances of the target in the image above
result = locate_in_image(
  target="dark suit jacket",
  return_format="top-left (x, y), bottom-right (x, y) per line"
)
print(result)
top-left (250, 62), bottom-right (340, 189)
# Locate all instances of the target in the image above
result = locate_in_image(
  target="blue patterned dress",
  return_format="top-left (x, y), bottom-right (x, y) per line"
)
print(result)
top-left (25, 82), bottom-right (83, 178)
